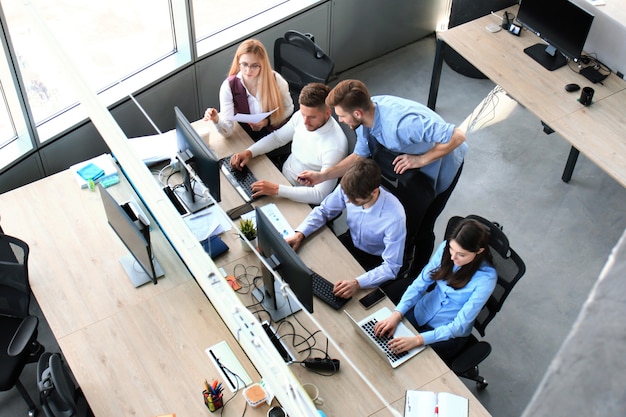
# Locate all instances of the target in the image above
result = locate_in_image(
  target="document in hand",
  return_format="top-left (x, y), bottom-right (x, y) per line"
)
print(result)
top-left (404, 390), bottom-right (468, 417)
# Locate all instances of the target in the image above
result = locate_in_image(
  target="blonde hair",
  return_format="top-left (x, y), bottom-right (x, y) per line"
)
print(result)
top-left (229, 39), bottom-right (285, 125)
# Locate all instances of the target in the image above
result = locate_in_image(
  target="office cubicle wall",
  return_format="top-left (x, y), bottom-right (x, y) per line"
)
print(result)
top-left (0, 0), bottom-right (442, 194)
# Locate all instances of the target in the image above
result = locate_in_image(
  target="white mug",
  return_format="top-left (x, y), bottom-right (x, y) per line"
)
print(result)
top-left (302, 383), bottom-right (324, 406)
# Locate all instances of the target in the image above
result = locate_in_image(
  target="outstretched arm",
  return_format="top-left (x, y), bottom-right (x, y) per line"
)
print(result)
top-left (297, 153), bottom-right (364, 186)
top-left (392, 128), bottom-right (466, 174)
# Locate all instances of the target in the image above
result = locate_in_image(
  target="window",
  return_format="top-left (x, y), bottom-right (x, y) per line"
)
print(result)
top-left (193, 0), bottom-right (287, 42)
top-left (0, 45), bottom-right (32, 170)
top-left (2, 0), bottom-right (175, 142)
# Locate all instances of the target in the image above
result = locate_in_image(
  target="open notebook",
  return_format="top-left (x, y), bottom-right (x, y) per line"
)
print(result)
top-left (404, 390), bottom-right (468, 417)
top-left (344, 306), bottom-right (425, 368)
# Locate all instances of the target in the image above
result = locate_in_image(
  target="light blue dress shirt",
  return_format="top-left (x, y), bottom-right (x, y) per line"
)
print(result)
top-left (395, 241), bottom-right (497, 345)
top-left (353, 95), bottom-right (467, 195)
top-left (295, 185), bottom-right (406, 288)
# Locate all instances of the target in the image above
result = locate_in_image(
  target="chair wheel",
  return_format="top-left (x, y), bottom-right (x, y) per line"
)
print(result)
top-left (477, 380), bottom-right (488, 390)
top-left (28, 408), bottom-right (37, 417)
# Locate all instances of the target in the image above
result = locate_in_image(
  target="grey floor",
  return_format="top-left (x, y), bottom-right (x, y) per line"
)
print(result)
top-left (3, 35), bottom-right (626, 417)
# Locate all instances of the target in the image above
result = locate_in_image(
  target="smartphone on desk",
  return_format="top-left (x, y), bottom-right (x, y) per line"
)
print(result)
top-left (359, 288), bottom-right (386, 309)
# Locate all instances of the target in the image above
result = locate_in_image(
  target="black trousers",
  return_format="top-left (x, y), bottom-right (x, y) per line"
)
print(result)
top-left (381, 163), bottom-right (464, 304)
top-left (337, 230), bottom-right (383, 272)
top-left (405, 307), bottom-right (469, 363)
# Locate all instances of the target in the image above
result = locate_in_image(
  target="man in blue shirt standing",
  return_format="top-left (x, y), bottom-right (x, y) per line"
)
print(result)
top-left (298, 79), bottom-right (467, 302)
top-left (287, 159), bottom-right (406, 299)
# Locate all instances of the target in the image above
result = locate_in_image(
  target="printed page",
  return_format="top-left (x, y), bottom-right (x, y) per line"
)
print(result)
top-left (230, 108), bottom-right (278, 124)
top-left (404, 390), bottom-right (436, 417)
top-left (437, 392), bottom-right (469, 417)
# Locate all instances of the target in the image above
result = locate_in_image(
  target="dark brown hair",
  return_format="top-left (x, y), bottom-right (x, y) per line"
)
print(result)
top-left (430, 219), bottom-right (493, 289)
top-left (298, 83), bottom-right (330, 109)
top-left (326, 79), bottom-right (375, 112)
top-left (340, 159), bottom-right (381, 201)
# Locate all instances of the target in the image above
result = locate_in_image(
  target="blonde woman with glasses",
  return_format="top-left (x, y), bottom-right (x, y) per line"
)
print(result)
top-left (204, 39), bottom-right (294, 141)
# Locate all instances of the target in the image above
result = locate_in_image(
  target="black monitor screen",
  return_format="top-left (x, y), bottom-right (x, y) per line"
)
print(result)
top-left (174, 106), bottom-right (221, 202)
top-left (517, 0), bottom-right (594, 70)
top-left (256, 207), bottom-right (314, 318)
top-left (98, 184), bottom-right (157, 284)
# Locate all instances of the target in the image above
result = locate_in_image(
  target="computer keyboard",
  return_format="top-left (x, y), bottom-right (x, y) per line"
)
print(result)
top-left (361, 318), bottom-right (408, 363)
top-left (219, 156), bottom-right (259, 202)
top-left (311, 271), bottom-right (350, 310)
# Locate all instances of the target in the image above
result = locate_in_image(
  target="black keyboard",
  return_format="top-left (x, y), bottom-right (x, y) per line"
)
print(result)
top-left (311, 271), bottom-right (350, 310)
top-left (219, 156), bottom-right (259, 202)
top-left (361, 318), bottom-right (408, 363)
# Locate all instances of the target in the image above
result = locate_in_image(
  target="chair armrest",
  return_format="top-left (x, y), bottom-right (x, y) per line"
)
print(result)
top-left (8, 315), bottom-right (38, 356)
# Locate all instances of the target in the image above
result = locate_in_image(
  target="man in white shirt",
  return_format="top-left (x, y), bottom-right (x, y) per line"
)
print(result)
top-left (229, 83), bottom-right (348, 205)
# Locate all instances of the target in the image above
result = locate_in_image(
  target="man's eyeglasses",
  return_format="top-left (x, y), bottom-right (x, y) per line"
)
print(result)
top-left (239, 62), bottom-right (261, 70)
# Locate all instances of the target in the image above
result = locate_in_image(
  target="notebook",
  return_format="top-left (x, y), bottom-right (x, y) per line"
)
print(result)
top-left (344, 306), bottom-right (425, 368)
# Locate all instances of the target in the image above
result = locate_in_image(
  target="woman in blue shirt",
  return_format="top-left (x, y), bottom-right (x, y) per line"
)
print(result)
top-left (374, 218), bottom-right (497, 362)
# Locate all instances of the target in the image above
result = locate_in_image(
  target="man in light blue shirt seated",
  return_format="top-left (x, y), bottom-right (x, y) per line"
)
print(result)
top-left (286, 159), bottom-right (406, 299)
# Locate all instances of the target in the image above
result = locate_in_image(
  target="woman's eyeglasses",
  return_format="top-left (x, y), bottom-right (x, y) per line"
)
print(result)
top-left (239, 62), bottom-right (261, 70)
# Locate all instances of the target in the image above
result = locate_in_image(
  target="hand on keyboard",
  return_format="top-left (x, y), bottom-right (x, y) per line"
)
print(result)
top-left (230, 150), bottom-right (252, 170)
top-left (333, 279), bottom-right (360, 299)
top-left (250, 180), bottom-right (279, 198)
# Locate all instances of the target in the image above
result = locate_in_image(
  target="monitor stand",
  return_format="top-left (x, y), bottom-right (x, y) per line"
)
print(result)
top-left (119, 254), bottom-right (164, 287)
top-left (174, 180), bottom-right (213, 214)
top-left (524, 43), bottom-right (567, 71)
top-left (252, 279), bottom-right (301, 322)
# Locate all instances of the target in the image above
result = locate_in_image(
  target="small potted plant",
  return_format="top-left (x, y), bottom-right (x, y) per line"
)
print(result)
top-left (238, 218), bottom-right (257, 252)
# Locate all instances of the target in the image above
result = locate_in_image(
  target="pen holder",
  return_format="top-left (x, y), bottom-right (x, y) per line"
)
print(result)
top-left (203, 390), bottom-right (224, 412)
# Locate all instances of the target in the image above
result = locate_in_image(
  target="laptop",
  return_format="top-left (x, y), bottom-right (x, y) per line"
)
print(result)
top-left (345, 306), bottom-right (425, 368)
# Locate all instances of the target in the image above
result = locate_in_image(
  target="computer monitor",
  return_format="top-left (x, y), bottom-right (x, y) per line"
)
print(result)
top-left (174, 106), bottom-right (221, 207)
top-left (98, 183), bottom-right (164, 286)
top-left (253, 207), bottom-right (314, 321)
top-left (517, 0), bottom-right (594, 71)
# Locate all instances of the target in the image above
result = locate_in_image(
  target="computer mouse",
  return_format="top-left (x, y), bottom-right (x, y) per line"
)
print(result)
top-left (565, 83), bottom-right (581, 92)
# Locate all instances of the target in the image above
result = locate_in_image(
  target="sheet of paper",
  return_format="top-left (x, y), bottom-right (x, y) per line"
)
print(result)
top-left (230, 108), bottom-right (278, 124)
top-left (183, 205), bottom-right (232, 241)
top-left (240, 203), bottom-right (295, 238)
top-left (127, 129), bottom-right (178, 165)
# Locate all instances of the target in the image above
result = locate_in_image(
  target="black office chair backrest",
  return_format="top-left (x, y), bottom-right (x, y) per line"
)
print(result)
top-left (0, 234), bottom-right (31, 318)
top-left (445, 215), bottom-right (526, 337)
top-left (274, 30), bottom-right (335, 104)
top-left (38, 352), bottom-right (94, 417)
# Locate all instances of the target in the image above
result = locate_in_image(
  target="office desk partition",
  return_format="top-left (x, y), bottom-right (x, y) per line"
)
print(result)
top-left (428, 5), bottom-right (626, 186)
top-left (0, 120), bottom-right (490, 416)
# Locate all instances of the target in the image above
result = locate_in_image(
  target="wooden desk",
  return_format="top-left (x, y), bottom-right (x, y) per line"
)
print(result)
top-left (428, 5), bottom-right (626, 186)
top-left (200, 121), bottom-right (491, 416)
top-left (0, 121), bottom-right (490, 417)
top-left (0, 168), bottom-right (264, 416)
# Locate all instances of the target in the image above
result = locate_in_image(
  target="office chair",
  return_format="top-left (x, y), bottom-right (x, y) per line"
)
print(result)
top-left (0, 233), bottom-right (44, 417)
top-left (444, 215), bottom-right (526, 389)
top-left (37, 352), bottom-right (94, 417)
top-left (274, 30), bottom-right (335, 110)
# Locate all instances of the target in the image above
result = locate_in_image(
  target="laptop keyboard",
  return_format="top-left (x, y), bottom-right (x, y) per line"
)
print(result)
top-left (311, 271), bottom-right (350, 310)
top-left (361, 318), bottom-right (408, 363)
top-left (219, 156), bottom-right (259, 202)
